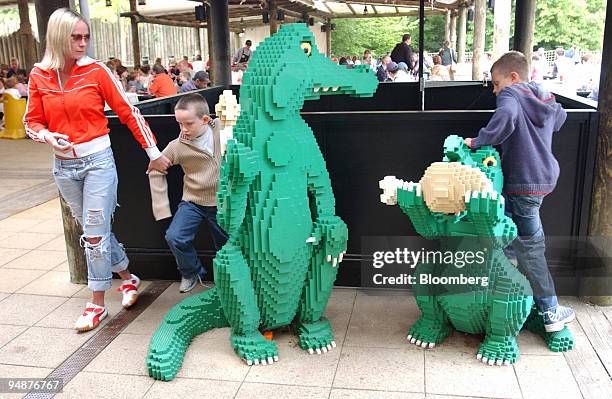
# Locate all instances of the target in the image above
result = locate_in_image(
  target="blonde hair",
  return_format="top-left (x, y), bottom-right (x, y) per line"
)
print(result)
top-left (38, 8), bottom-right (89, 71)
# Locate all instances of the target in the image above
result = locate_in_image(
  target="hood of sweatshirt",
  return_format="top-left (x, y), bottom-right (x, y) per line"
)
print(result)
top-left (501, 82), bottom-right (562, 128)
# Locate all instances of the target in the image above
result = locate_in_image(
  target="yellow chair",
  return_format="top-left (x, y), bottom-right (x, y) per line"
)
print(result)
top-left (0, 93), bottom-right (27, 139)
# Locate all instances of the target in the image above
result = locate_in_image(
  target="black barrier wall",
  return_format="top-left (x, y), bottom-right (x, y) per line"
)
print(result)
top-left (107, 83), bottom-right (598, 287)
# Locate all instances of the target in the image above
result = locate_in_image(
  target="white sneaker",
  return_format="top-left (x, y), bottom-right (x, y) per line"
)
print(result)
top-left (117, 274), bottom-right (141, 308)
top-left (74, 302), bottom-right (108, 332)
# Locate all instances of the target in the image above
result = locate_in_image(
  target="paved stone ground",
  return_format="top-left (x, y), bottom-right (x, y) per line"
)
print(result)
top-left (0, 139), bottom-right (610, 399)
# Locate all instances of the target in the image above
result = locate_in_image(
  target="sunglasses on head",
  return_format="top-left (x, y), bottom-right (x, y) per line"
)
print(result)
top-left (71, 34), bottom-right (91, 42)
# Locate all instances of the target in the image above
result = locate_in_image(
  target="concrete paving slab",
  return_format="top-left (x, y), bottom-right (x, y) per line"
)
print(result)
top-left (333, 346), bottom-right (424, 393)
top-left (144, 377), bottom-right (240, 399)
top-left (0, 326), bottom-right (91, 368)
top-left (2, 250), bottom-right (67, 271)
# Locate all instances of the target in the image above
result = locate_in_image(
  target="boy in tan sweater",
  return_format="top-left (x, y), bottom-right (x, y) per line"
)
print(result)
top-left (148, 93), bottom-right (228, 293)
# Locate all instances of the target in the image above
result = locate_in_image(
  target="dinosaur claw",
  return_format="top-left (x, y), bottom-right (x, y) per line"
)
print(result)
top-left (488, 359), bottom-right (495, 366)
top-left (421, 342), bottom-right (428, 348)
top-left (339, 252), bottom-right (344, 263)
top-left (415, 340), bottom-right (422, 346)
top-left (254, 359), bottom-right (260, 365)
top-left (261, 358), bottom-right (268, 365)
top-left (428, 343), bottom-right (435, 348)
top-left (476, 353), bottom-right (482, 360)
top-left (308, 348), bottom-right (314, 355)
top-left (326, 344), bottom-right (332, 351)
top-left (316, 348), bottom-right (322, 355)
top-left (503, 360), bottom-right (510, 366)
top-left (326, 255), bottom-right (332, 262)
top-left (331, 341), bottom-right (337, 348)
top-left (410, 338), bottom-right (416, 344)
top-left (306, 236), bottom-right (316, 243)
top-left (247, 359), bottom-right (253, 366)
top-left (407, 334), bottom-right (412, 340)
top-left (495, 359), bottom-right (503, 366)
top-left (332, 258), bottom-right (337, 267)
top-left (322, 346), bottom-right (328, 353)
top-left (268, 357), bottom-right (274, 364)
top-left (274, 355), bottom-right (279, 362)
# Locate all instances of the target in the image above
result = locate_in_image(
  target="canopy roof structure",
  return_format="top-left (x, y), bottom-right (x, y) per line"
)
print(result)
top-left (128, 0), bottom-right (461, 31)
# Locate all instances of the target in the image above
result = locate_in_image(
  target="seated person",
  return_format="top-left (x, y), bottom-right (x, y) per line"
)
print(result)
top-left (429, 55), bottom-right (450, 81)
top-left (3, 77), bottom-right (21, 99)
top-left (148, 94), bottom-right (228, 293)
top-left (179, 70), bottom-right (210, 93)
top-left (149, 64), bottom-right (177, 98)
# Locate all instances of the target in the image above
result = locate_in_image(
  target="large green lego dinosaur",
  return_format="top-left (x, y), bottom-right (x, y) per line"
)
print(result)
top-left (380, 135), bottom-right (574, 365)
top-left (147, 24), bottom-right (378, 381)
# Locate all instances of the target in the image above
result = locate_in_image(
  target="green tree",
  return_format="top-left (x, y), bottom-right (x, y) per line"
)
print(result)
top-left (533, 0), bottom-right (605, 51)
top-left (331, 0), bottom-right (605, 58)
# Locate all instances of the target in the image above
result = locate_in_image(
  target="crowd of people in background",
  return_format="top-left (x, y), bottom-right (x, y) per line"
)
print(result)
top-left (331, 33), bottom-right (601, 100)
top-left (0, 34), bottom-right (601, 119)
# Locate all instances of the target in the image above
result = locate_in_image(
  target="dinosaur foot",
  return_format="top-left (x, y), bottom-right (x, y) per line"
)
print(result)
top-left (477, 336), bottom-right (519, 366)
top-left (295, 318), bottom-right (336, 355)
top-left (231, 331), bottom-right (279, 366)
top-left (524, 308), bottom-right (575, 352)
top-left (406, 317), bottom-right (452, 349)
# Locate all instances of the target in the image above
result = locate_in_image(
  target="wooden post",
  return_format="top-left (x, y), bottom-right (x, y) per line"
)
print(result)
top-left (444, 9), bottom-right (451, 44)
top-left (35, 0), bottom-right (71, 55)
top-left (206, 3), bottom-right (213, 79)
top-left (584, 3), bottom-right (612, 306)
top-left (513, 0), bottom-right (536, 70)
top-left (194, 27), bottom-right (202, 58)
top-left (471, 0), bottom-right (486, 80)
top-left (129, 0), bottom-right (141, 66)
top-left (209, 0), bottom-right (231, 86)
top-left (457, 4), bottom-right (467, 63)
top-left (270, 0), bottom-right (278, 35)
top-left (325, 21), bottom-right (331, 57)
top-left (449, 10), bottom-right (457, 50)
top-left (17, 0), bottom-right (37, 69)
top-left (492, 0), bottom-right (511, 62)
top-left (60, 196), bottom-right (87, 284)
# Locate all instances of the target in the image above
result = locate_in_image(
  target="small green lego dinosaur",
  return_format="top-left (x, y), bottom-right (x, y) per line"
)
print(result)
top-left (380, 135), bottom-right (574, 366)
top-left (147, 24), bottom-right (378, 381)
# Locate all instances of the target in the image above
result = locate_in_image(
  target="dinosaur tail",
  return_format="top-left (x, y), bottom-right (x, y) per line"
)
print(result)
top-left (524, 306), bottom-right (575, 352)
top-left (147, 287), bottom-right (229, 381)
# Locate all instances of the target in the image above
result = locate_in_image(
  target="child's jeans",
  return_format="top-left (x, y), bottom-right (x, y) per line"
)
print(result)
top-left (165, 201), bottom-right (228, 278)
top-left (505, 193), bottom-right (558, 312)
top-left (53, 148), bottom-right (129, 292)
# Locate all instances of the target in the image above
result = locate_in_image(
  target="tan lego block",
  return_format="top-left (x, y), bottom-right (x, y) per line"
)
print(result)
top-left (419, 162), bottom-right (492, 214)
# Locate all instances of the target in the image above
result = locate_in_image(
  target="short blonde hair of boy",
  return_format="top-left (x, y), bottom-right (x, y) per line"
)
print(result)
top-left (39, 8), bottom-right (89, 71)
top-left (175, 93), bottom-right (210, 119)
top-left (491, 51), bottom-right (529, 81)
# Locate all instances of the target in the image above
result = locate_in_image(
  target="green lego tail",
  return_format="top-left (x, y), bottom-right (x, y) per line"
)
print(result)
top-left (524, 306), bottom-right (575, 352)
top-left (147, 288), bottom-right (229, 381)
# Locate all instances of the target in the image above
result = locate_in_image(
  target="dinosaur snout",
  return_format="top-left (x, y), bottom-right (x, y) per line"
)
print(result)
top-left (419, 162), bottom-right (493, 214)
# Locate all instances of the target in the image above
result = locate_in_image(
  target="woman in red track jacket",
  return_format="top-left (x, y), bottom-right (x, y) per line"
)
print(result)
top-left (24, 8), bottom-right (171, 332)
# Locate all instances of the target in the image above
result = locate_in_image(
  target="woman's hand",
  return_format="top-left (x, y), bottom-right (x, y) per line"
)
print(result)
top-left (42, 130), bottom-right (73, 152)
top-left (147, 154), bottom-right (172, 175)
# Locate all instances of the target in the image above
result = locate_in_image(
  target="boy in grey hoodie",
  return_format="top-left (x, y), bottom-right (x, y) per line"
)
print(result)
top-left (464, 51), bottom-right (575, 333)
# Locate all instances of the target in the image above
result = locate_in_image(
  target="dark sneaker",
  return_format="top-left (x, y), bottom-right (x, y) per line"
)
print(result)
top-left (543, 305), bottom-right (575, 332)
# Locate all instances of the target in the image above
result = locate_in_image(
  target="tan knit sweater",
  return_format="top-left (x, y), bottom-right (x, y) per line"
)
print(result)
top-left (148, 120), bottom-right (221, 221)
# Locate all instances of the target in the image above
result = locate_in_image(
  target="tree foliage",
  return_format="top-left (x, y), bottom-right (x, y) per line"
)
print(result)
top-left (533, 0), bottom-right (605, 51)
top-left (331, 0), bottom-right (605, 58)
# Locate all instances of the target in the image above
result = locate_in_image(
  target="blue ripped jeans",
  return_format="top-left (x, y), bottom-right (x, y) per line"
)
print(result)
top-left (53, 147), bottom-right (129, 292)
top-left (505, 194), bottom-right (558, 312)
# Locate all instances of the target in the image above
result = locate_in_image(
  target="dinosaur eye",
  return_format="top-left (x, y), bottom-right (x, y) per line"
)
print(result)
top-left (300, 42), bottom-right (312, 57)
top-left (483, 156), bottom-right (497, 167)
